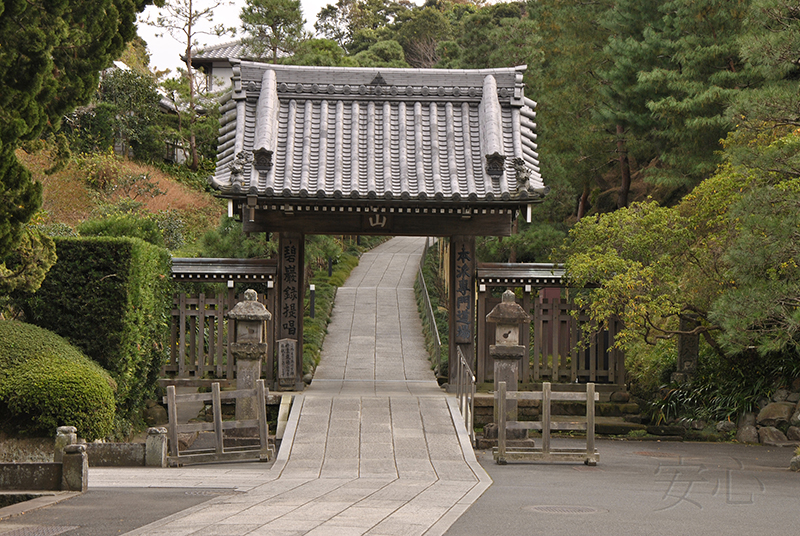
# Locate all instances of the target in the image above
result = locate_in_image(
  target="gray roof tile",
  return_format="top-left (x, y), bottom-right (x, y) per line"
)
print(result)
top-left (210, 62), bottom-right (545, 204)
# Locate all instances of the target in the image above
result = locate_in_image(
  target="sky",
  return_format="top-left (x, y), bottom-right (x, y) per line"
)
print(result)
top-left (136, 0), bottom-right (333, 75)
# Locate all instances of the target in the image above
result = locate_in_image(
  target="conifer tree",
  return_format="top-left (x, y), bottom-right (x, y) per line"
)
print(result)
top-left (596, 0), bottom-right (665, 208)
top-left (240, 0), bottom-right (306, 63)
top-left (636, 0), bottom-right (755, 187)
top-left (0, 0), bottom-right (152, 261)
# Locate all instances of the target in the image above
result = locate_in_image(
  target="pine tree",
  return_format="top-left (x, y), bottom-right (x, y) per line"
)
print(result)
top-left (0, 0), bottom-right (152, 261)
top-left (528, 0), bottom-right (614, 218)
top-left (596, 0), bottom-right (665, 208)
top-left (240, 0), bottom-right (306, 63)
top-left (636, 0), bottom-right (755, 187)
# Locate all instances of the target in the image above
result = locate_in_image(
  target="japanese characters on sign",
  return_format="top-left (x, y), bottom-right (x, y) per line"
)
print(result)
top-left (278, 338), bottom-right (297, 381)
top-left (454, 241), bottom-right (474, 343)
top-left (281, 237), bottom-right (300, 339)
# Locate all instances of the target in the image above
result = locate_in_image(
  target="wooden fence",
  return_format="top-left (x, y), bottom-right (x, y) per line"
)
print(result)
top-left (162, 291), bottom-right (273, 386)
top-left (477, 297), bottom-right (625, 386)
top-left (532, 298), bottom-right (625, 384)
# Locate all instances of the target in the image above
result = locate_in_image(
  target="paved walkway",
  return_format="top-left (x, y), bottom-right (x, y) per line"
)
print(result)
top-left (92, 237), bottom-right (489, 536)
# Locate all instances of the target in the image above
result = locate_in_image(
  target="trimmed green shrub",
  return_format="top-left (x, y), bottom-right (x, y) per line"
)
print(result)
top-left (0, 321), bottom-right (116, 440)
top-left (20, 237), bottom-right (171, 432)
top-left (78, 213), bottom-right (165, 247)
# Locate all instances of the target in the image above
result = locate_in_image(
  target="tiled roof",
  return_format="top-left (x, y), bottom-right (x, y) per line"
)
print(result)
top-left (191, 40), bottom-right (251, 61)
top-left (210, 62), bottom-right (545, 204)
top-left (189, 40), bottom-right (289, 63)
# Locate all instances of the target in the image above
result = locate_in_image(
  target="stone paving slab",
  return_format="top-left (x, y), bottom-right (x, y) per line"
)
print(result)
top-left (106, 237), bottom-right (491, 536)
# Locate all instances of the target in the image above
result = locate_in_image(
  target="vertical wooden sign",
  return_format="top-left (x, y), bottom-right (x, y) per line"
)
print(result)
top-left (278, 232), bottom-right (304, 388)
top-left (452, 237), bottom-right (475, 344)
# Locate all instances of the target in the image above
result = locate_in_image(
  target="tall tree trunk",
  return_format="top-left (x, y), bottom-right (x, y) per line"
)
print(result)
top-left (616, 124), bottom-right (631, 209)
top-left (577, 183), bottom-right (590, 220)
top-left (185, 0), bottom-right (199, 172)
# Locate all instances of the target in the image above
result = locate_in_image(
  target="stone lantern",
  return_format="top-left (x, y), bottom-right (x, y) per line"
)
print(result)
top-left (226, 289), bottom-right (271, 420)
top-left (487, 289), bottom-right (531, 423)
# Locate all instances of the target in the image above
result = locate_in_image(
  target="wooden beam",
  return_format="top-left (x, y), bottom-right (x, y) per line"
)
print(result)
top-left (242, 210), bottom-right (513, 236)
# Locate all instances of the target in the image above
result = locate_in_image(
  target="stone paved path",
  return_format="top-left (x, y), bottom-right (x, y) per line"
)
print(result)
top-left (86, 236), bottom-right (490, 536)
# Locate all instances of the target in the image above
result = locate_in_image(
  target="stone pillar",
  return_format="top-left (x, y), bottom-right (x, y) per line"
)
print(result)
top-left (145, 427), bottom-right (168, 467)
top-left (54, 426), bottom-right (77, 463)
top-left (487, 290), bottom-right (531, 423)
top-left (227, 289), bottom-right (272, 420)
top-left (278, 232), bottom-right (305, 390)
top-left (449, 235), bottom-right (476, 388)
top-left (61, 444), bottom-right (88, 492)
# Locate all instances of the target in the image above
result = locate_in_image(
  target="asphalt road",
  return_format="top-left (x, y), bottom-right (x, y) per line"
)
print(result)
top-left (444, 439), bottom-right (797, 536)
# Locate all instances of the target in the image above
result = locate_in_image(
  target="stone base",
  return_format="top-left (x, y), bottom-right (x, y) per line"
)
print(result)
top-left (476, 438), bottom-right (536, 450)
top-left (483, 422), bottom-right (529, 440)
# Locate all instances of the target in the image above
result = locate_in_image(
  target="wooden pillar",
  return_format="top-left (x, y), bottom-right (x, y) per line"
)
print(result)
top-left (277, 232), bottom-right (305, 390)
top-left (477, 288), bottom-right (487, 384)
top-left (449, 235), bottom-right (475, 387)
top-left (265, 272), bottom-right (277, 387)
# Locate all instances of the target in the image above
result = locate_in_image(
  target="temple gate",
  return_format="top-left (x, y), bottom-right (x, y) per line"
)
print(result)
top-left (207, 62), bottom-right (546, 389)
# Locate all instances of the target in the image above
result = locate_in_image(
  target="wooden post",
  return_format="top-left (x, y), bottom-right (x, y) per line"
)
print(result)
top-left (522, 291), bottom-right (531, 383)
top-left (212, 382), bottom-right (223, 454)
top-left (477, 289), bottom-right (486, 384)
top-left (587, 382), bottom-right (596, 465)
top-left (497, 381), bottom-right (507, 464)
top-left (256, 380), bottom-right (270, 460)
top-left (533, 300), bottom-right (541, 381)
top-left (216, 292), bottom-right (225, 378)
top-left (178, 294), bottom-right (186, 377)
top-left (167, 386), bottom-right (178, 457)
top-left (542, 381), bottom-right (551, 455)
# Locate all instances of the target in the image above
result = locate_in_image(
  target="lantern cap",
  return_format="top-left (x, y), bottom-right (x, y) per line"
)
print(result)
top-left (486, 290), bottom-right (531, 324)
top-left (227, 289), bottom-right (272, 321)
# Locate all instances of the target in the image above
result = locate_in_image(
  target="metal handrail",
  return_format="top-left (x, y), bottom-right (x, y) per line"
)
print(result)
top-left (416, 237), bottom-right (442, 365)
top-left (456, 345), bottom-right (476, 446)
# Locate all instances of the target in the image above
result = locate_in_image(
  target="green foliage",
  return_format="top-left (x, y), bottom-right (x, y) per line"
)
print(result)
top-left (0, 320), bottom-right (116, 439)
top-left (19, 237), bottom-right (171, 431)
top-left (647, 342), bottom-right (799, 424)
top-left (0, 0), bottom-right (152, 260)
top-left (198, 217), bottom-right (276, 258)
top-left (353, 40), bottom-right (409, 67)
top-left (240, 0), bottom-right (306, 63)
top-left (710, 184), bottom-right (800, 356)
top-left (633, 0), bottom-right (756, 186)
top-left (415, 241), bottom-right (449, 376)
top-left (78, 214), bottom-right (166, 248)
top-left (625, 339), bottom-right (677, 400)
top-left (66, 68), bottom-right (163, 160)
top-left (288, 38), bottom-right (357, 67)
top-left (394, 6), bottom-right (451, 68)
top-left (0, 227), bottom-right (57, 295)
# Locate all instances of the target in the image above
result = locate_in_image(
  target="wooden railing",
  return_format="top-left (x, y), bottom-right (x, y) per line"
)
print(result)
top-left (455, 345), bottom-right (476, 446)
top-left (495, 381), bottom-right (599, 465)
top-left (164, 381), bottom-right (272, 466)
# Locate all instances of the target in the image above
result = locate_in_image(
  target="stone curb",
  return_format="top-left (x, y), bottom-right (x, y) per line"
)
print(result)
top-left (0, 491), bottom-right (82, 521)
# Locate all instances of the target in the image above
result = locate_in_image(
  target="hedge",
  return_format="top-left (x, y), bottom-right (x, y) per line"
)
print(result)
top-left (20, 236), bottom-right (171, 428)
top-left (0, 320), bottom-right (116, 440)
